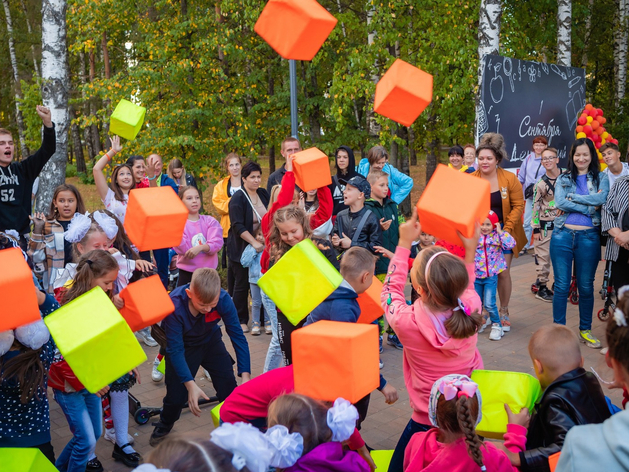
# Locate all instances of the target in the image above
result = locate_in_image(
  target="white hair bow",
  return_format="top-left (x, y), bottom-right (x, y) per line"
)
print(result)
top-left (93, 211), bottom-right (119, 240)
top-left (64, 212), bottom-right (92, 243)
top-left (326, 398), bottom-right (359, 442)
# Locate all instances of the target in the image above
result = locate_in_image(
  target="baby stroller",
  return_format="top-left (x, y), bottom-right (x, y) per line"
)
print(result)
top-left (531, 261), bottom-right (578, 304)
top-left (598, 260), bottom-right (615, 322)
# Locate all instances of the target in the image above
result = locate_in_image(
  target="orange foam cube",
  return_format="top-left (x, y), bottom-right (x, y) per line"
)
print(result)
top-left (0, 247), bottom-right (40, 331)
top-left (293, 147), bottom-right (332, 192)
top-left (124, 187), bottom-right (188, 251)
top-left (254, 0), bottom-right (338, 61)
top-left (548, 452), bottom-right (560, 472)
top-left (293, 320), bottom-right (379, 403)
top-left (416, 164), bottom-right (490, 246)
top-left (356, 276), bottom-right (384, 324)
top-left (119, 275), bottom-right (175, 332)
top-left (374, 59), bottom-right (433, 127)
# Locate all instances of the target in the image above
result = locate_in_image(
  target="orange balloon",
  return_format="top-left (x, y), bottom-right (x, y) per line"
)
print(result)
top-left (585, 103), bottom-right (594, 111)
top-left (595, 127), bottom-right (604, 135)
top-left (596, 116), bottom-right (605, 124)
top-left (591, 120), bottom-right (600, 130)
top-left (576, 125), bottom-right (584, 133)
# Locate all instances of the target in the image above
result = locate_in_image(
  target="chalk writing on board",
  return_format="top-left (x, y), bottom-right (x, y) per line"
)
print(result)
top-left (477, 54), bottom-right (586, 169)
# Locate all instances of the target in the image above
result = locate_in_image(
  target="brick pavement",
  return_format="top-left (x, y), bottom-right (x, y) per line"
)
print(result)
top-left (48, 255), bottom-right (619, 471)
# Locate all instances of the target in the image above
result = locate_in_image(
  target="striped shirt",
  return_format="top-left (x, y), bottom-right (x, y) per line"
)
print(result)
top-left (602, 176), bottom-right (629, 262)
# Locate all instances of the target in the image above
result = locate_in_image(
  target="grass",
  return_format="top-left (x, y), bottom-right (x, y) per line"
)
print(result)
top-left (70, 155), bottom-right (430, 216)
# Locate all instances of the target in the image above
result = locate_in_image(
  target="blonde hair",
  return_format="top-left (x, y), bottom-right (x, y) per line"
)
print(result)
top-left (223, 152), bottom-right (241, 173)
top-left (366, 169), bottom-right (389, 185)
top-left (268, 205), bottom-right (312, 264)
top-left (413, 246), bottom-right (482, 338)
top-left (190, 268), bottom-right (221, 304)
top-left (167, 158), bottom-right (187, 183)
top-left (73, 223), bottom-right (107, 260)
top-left (341, 247), bottom-right (376, 280)
top-left (528, 324), bottom-right (582, 374)
top-left (267, 394), bottom-right (332, 455)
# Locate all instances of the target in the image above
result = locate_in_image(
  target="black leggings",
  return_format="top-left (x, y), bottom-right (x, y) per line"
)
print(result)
top-left (177, 269), bottom-right (193, 287)
top-left (228, 258), bottom-right (250, 325)
top-left (277, 311), bottom-right (305, 366)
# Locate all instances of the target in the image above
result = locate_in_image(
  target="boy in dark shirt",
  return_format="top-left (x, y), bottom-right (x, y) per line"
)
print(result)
top-left (150, 268), bottom-right (251, 446)
top-left (332, 175), bottom-right (381, 255)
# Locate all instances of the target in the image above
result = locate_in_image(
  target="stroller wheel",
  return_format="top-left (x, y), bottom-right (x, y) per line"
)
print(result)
top-left (134, 408), bottom-right (151, 425)
top-left (598, 308), bottom-right (610, 322)
top-left (569, 292), bottom-right (579, 305)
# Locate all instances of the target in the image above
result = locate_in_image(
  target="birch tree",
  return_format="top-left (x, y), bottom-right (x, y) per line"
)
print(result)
top-left (2, 0), bottom-right (29, 159)
top-left (615, 0), bottom-right (628, 107)
top-left (557, 0), bottom-right (572, 67)
top-left (478, 0), bottom-right (502, 87)
top-left (37, 0), bottom-right (69, 213)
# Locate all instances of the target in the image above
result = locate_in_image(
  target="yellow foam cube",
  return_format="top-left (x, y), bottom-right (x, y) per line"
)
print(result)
top-left (157, 357), bottom-right (165, 375)
top-left (471, 369), bottom-right (542, 439)
top-left (110, 99), bottom-right (146, 140)
top-left (44, 287), bottom-right (147, 393)
top-left (0, 448), bottom-right (58, 472)
top-left (211, 401), bottom-right (224, 427)
top-left (370, 450), bottom-right (394, 471)
top-left (258, 239), bottom-right (342, 325)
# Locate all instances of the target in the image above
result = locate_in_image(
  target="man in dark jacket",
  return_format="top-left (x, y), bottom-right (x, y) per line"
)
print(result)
top-left (332, 175), bottom-right (382, 255)
top-left (502, 324), bottom-right (611, 471)
top-left (0, 105), bottom-right (55, 248)
top-left (266, 137), bottom-right (301, 193)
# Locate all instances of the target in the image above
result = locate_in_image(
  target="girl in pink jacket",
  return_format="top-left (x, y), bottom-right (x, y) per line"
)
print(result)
top-left (381, 213), bottom-right (484, 472)
top-left (404, 374), bottom-right (527, 472)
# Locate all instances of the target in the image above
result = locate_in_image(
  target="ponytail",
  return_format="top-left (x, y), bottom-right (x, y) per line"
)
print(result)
top-left (63, 250), bottom-right (119, 304)
top-left (456, 395), bottom-right (485, 470)
top-left (0, 341), bottom-right (46, 404)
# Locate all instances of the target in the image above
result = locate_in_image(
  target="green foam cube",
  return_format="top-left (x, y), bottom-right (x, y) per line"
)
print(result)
top-left (211, 401), bottom-right (223, 427)
top-left (471, 369), bottom-right (542, 439)
top-left (44, 287), bottom-right (147, 393)
top-left (0, 448), bottom-right (58, 471)
top-left (258, 239), bottom-right (342, 325)
top-left (110, 98), bottom-right (146, 140)
top-left (370, 450), bottom-right (394, 471)
top-left (157, 356), bottom-right (165, 374)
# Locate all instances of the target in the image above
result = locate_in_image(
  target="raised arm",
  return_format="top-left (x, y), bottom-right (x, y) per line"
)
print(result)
top-left (93, 136), bottom-right (122, 200)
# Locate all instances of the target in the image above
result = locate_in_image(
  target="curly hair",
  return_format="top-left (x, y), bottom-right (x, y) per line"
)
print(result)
top-left (268, 205), bottom-right (312, 265)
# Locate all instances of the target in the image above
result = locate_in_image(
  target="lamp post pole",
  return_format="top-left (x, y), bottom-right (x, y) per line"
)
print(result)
top-left (289, 59), bottom-right (298, 138)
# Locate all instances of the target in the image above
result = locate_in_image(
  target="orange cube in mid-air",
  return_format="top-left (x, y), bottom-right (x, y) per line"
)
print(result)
top-left (374, 59), bottom-right (433, 127)
top-left (293, 320), bottom-right (379, 404)
top-left (292, 147), bottom-right (332, 192)
top-left (416, 164), bottom-right (490, 246)
top-left (356, 276), bottom-right (384, 325)
top-left (548, 452), bottom-right (560, 472)
top-left (119, 275), bottom-right (175, 332)
top-left (124, 187), bottom-right (188, 252)
top-left (254, 0), bottom-right (338, 61)
top-left (0, 247), bottom-right (40, 331)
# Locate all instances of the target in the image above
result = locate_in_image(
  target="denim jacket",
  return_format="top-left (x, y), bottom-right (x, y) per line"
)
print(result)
top-left (554, 172), bottom-right (609, 229)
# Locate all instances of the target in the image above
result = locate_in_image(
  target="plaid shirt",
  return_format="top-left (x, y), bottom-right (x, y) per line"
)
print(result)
top-left (28, 219), bottom-right (68, 294)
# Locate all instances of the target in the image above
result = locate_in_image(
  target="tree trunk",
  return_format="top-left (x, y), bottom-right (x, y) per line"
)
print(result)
top-left (615, 0), bottom-right (628, 107)
top-left (101, 32), bottom-right (111, 145)
top-left (19, 0), bottom-right (40, 78)
top-left (408, 127), bottom-right (417, 166)
top-left (2, 0), bottom-right (30, 159)
top-left (366, 7), bottom-right (380, 137)
top-left (71, 107), bottom-right (86, 173)
top-left (37, 0), bottom-right (70, 213)
top-left (267, 65), bottom-right (275, 173)
top-left (78, 51), bottom-right (95, 162)
top-left (88, 50), bottom-right (102, 155)
top-left (268, 145), bottom-right (276, 174)
top-left (581, 0), bottom-right (594, 68)
top-left (426, 140), bottom-right (438, 184)
top-left (398, 126), bottom-right (411, 217)
top-left (557, 0), bottom-right (572, 67)
top-left (477, 0), bottom-right (502, 87)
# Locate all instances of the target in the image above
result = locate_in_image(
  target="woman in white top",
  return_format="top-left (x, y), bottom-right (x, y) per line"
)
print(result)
top-left (93, 136), bottom-right (135, 223)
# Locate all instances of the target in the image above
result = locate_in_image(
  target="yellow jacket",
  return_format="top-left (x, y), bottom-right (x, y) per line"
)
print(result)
top-left (212, 177), bottom-right (232, 238)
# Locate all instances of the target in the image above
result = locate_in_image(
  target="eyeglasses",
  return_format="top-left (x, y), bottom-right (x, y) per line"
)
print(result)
top-left (541, 157), bottom-right (557, 162)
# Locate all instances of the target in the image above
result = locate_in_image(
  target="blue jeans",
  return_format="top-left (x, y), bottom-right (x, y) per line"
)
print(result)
top-left (262, 290), bottom-right (282, 372)
top-left (550, 227), bottom-right (601, 330)
top-left (474, 275), bottom-right (500, 324)
top-left (388, 419), bottom-right (432, 472)
top-left (54, 389), bottom-right (102, 472)
top-left (523, 197), bottom-right (534, 249)
top-left (153, 248), bottom-right (170, 289)
top-left (250, 283), bottom-right (268, 324)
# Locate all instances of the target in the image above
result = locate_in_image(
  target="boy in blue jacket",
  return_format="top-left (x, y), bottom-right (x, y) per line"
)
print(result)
top-left (304, 247), bottom-right (398, 415)
top-left (150, 268), bottom-right (251, 446)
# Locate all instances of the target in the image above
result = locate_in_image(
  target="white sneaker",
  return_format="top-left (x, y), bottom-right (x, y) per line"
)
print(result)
top-left (489, 323), bottom-right (504, 341)
top-left (137, 329), bottom-right (158, 347)
top-left (601, 347), bottom-right (609, 356)
top-left (152, 359), bottom-right (164, 382)
top-left (104, 427), bottom-right (135, 445)
top-left (478, 315), bottom-right (492, 333)
top-left (240, 323), bottom-right (250, 333)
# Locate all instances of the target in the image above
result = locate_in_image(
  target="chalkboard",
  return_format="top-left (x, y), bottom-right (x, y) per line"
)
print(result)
top-left (477, 54), bottom-right (586, 170)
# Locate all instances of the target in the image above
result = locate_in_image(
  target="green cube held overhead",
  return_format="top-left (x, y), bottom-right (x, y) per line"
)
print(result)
top-left (110, 98), bottom-right (146, 140)
top-left (0, 448), bottom-right (59, 472)
top-left (44, 286), bottom-right (147, 393)
top-left (257, 239), bottom-right (343, 325)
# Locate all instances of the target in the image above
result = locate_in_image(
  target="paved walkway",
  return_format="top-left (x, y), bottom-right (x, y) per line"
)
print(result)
top-left (48, 254), bottom-right (618, 470)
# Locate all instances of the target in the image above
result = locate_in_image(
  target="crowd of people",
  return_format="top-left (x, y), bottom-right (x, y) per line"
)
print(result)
top-left (1, 106), bottom-right (629, 472)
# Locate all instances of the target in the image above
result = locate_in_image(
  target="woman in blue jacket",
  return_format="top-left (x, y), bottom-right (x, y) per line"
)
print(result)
top-left (550, 138), bottom-right (609, 349)
top-left (356, 145), bottom-right (413, 205)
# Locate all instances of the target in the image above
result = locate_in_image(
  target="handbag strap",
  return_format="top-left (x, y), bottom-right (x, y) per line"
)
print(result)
top-left (351, 210), bottom-right (373, 245)
top-left (240, 189), bottom-right (262, 222)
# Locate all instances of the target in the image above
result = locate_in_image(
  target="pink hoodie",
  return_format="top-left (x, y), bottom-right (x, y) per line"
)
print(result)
top-left (173, 215), bottom-right (224, 272)
top-left (381, 247), bottom-right (483, 425)
top-left (403, 425), bottom-right (527, 472)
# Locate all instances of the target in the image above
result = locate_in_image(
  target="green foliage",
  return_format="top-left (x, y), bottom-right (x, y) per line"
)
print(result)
top-left (78, 162), bottom-right (94, 185)
top-left (19, 79), bottom-right (43, 152)
top-left (66, 163), bottom-right (77, 178)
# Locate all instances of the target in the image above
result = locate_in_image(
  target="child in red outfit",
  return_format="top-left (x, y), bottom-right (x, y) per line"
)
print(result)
top-left (404, 374), bottom-right (527, 472)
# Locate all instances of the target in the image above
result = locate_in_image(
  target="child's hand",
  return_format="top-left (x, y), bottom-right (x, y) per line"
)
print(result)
top-left (286, 154), bottom-right (295, 172)
top-left (398, 209), bottom-right (421, 249)
top-left (458, 222), bottom-right (481, 258)
top-left (113, 295), bottom-right (124, 310)
top-left (95, 385), bottom-right (110, 398)
top-left (493, 443), bottom-right (521, 466)
top-left (356, 445), bottom-right (377, 471)
top-left (136, 259), bottom-right (154, 272)
top-left (374, 245), bottom-right (394, 259)
top-left (495, 222), bottom-right (503, 234)
top-left (331, 234), bottom-right (341, 247)
top-left (241, 372), bottom-right (251, 383)
top-left (29, 212), bottom-right (46, 233)
top-left (130, 367), bottom-right (141, 384)
top-left (185, 381), bottom-right (210, 417)
top-left (109, 135), bottom-right (122, 154)
top-left (185, 246), bottom-right (202, 259)
top-left (380, 218), bottom-right (392, 231)
top-left (504, 403), bottom-right (530, 429)
top-left (339, 233), bottom-right (352, 249)
top-left (36, 105), bottom-right (52, 127)
top-left (380, 383), bottom-right (399, 405)
top-left (253, 241), bottom-right (264, 253)
top-left (534, 232), bottom-right (542, 241)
